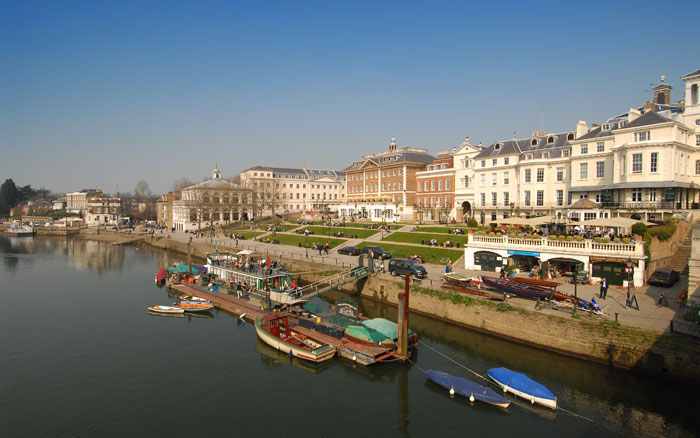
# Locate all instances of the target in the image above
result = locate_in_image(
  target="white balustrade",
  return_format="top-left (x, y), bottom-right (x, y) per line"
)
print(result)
top-left (468, 234), bottom-right (644, 257)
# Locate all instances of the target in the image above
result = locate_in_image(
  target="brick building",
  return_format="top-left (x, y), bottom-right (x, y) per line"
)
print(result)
top-left (415, 152), bottom-right (455, 223)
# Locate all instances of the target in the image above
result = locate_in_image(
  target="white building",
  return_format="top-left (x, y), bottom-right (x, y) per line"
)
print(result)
top-left (452, 137), bottom-right (483, 221)
top-left (85, 196), bottom-right (122, 226)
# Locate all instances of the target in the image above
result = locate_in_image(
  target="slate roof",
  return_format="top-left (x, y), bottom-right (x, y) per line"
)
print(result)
top-left (622, 111), bottom-right (670, 129)
top-left (344, 149), bottom-right (435, 171)
top-left (474, 132), bottom-right (573, 160)
top-left (242, 166), bottom-right (344, 178)
top-left (682, 68), bottom-right (700, 79)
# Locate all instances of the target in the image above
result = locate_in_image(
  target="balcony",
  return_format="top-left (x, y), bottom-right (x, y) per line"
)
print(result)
top-left (601, 201), bottom-right (696, 210)
top-left (468, 234), bottom-right (644, 257)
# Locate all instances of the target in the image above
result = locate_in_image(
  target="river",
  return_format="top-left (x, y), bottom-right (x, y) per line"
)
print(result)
top-left (1, 236), bottom-right (697, 437)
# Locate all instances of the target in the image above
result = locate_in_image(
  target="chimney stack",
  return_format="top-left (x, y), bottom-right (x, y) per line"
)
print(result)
top-left (576, 121), bottom-right (588, 137)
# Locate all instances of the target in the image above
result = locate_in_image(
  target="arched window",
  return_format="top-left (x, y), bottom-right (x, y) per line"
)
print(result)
top-left (696, 160), bottom-right (700, 175)
top-left (567, 133), bottom-right (575, 141)
top-left (547, 136), bottom-right (554, 143)
top-left (531, 139), bottom-right (537, 146)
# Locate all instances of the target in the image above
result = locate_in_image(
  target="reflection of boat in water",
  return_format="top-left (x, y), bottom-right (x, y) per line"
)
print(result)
top-left (425, 369), bottom-right (510, 409)
top-left (148, 305), bottom-right (184, 314)
top-left (254, 337), bottom-right (334, 375)
top-left (148, 310), bottom-right (184, 318)
top-left (255, 313), bottom-right (336, 363)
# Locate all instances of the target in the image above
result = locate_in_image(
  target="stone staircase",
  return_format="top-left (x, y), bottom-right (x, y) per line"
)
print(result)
top-left (670, 233), bottom-right (692, 274)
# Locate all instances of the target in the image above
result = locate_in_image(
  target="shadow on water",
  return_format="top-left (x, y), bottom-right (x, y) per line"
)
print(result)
top-left (254, 337), bottom-right (335, 375)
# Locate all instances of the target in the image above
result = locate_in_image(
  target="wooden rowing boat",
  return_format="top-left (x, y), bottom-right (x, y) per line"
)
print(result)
top-left (509, 277), bottom-right (559, 289)
top-left (175, 300), bottom-right (215, 312)
top-left (441, 280), bottom-right (505, 301)
top-left (481, 276), bottom-right (554, 301)
top-left (148, 305), bottom-right (184, 315)
top-left (254, 313), bottom-right (336, 363)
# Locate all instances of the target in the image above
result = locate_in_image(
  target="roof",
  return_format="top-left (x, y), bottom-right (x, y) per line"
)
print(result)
top-left (622, 111), bottom-right (670, 129)
top-left (345, 149), bottom-right (435, 171)
top-left (185, 179), bottom-right (248, 191)
top-left (567, 199), bottom-right (601, 209)
top-left (242, 166), bottom-right (344, 179)
top-left (681, 68), bottom-right (700, 79)
top-left (475, 132), bottom-right (573, 160)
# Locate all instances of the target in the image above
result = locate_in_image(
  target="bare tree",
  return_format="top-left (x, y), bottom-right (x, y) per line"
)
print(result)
top-left (172, 178), bottom-right (194, 191)
top-left (134, 180), bottom-right (152, 200)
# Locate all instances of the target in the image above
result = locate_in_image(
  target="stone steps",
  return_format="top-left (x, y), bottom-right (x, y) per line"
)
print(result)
top-left (669, 233), bottom-right (692, 274)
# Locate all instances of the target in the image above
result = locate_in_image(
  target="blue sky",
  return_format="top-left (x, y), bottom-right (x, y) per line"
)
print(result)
top-left (2, 0), bottom-right (699, 194)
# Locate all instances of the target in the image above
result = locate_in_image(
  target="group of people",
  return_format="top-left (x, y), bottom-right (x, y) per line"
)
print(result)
top-left (311, 242), bottom-right (331, 255)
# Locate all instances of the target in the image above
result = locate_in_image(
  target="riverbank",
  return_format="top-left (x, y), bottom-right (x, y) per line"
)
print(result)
top-left (74, 230), bottom-right (700, 383)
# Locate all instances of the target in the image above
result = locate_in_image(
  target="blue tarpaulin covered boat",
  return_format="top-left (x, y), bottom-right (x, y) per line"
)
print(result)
top-left (425, 370), bottom-right (510, 408)
top-left (487, 367), bottom-right (557, 410)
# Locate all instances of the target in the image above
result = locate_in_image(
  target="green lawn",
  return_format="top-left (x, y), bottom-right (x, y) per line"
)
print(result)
top-left (416, 226), bottom-right (470, 234)
top-left (230, 230), bottom-right (264, 239)
top-left (382, 232), bottom-right (468, 247)
top-left (273, 233), bottom-right (347, 249)
top-left (299, 226), bottom-right (379, 238)
top-left (356, 242), bottom-right (463, 264)
top-left (257, 224), bottom-right (299, 232)
top-left (338, 223), bottom-right (402, 230)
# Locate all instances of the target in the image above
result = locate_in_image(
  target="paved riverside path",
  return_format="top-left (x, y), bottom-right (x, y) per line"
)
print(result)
top-left (151, 225), bottom-right (685, 333)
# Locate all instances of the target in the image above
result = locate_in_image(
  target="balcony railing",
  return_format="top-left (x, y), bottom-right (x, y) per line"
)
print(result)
top-left (468, 234), bottom-right (644, 257)
top-left (601, 201), bottom-right (697, 210)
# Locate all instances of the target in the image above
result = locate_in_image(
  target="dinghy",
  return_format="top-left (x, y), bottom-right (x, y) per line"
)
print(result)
top-left (425, 369), bottom-right (510, 408)
top-left (487, 367), bottom-right (557, 410)
top-left (148, 305), bottom-right (185, 315)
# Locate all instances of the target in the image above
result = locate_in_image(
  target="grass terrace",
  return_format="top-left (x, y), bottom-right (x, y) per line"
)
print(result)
top-left (416, 226), bottom-right (470, 235)
top-left (340, 223), bottom-right (403, 230)
top-left (355, 242), bottom-right (463, 264)
top-left (382, 232), bottom-right (468, 247)
top-left (298, 226), bottom-right (379, 239)
top-left (273, 233), bottom-right (347, 249)
top-left (258, 224), bottom-right (299, 232)
top-left (230, 230), bottom-right (265, 240)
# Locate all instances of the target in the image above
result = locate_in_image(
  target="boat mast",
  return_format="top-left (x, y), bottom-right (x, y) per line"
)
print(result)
top-left (396, 273), bottom-right (410, 359)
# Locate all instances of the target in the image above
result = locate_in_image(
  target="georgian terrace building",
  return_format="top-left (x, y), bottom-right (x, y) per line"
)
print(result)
top-left (452, 137), bottom-right (484, 221)
top-left (341, 135), bottom-right (435, 222)
top-left (85, 196), bottom-right (122, 226)
top-left (415, 152), bottom-right (456, 223)
top-left (239, 166), bottom-right (346, 216)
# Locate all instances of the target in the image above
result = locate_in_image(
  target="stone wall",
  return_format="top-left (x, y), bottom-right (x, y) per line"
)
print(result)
top-left (688, 225), bottom-right (700, 305)
top-left (647, 216), bottom-right (694, 273)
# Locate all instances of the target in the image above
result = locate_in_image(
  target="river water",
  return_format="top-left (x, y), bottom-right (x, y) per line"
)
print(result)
top-left (1, 236), bottom-right (698, 438)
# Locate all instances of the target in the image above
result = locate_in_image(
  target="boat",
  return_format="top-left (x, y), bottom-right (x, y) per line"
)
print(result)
top-left (425, 369), bottom-right (510, 408)
top-left (155, 268), bottom-right (168, 284)
top-left (254, 313), bottom-right (336, 363)
top-left (4, 224), bottom-right (35, 237)
top-left (148, 305), bottom-right (185, 315)
top-left (481, 276), bottom-right (554, 301)
top-left (344, 318), bottom-right (418, 349)
top-left (508, 277), bottom-right (559, 289)
top-left (442, 274), bottom-right (505, 300)
top-left (487, 367), bottom-right (557, 410)
top-left (175, 300), bottom-right (215, 312)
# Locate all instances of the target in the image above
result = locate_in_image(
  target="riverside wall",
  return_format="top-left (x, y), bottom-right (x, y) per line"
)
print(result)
top-left (68, 231), bottom-right (700, 384)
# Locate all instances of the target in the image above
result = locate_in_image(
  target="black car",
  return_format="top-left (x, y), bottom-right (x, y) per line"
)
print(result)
top-left (647, 269), bottom-right (680, 287)
top-left (337, 245), bottom-right (360, 256)
top-left (388, 258), bottom-right (427, 279)
top-left (361, 245), bottom-right (392, 259)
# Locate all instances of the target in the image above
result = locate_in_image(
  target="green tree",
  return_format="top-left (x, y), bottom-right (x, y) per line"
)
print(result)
top-left (0, 179), bottom-right (18, 215)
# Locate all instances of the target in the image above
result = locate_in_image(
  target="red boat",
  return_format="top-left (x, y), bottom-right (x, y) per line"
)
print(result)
top-left (481, 276), bottom-right (554, 301)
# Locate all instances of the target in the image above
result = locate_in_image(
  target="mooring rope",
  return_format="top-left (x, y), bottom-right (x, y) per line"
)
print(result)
top-left (417, 340), bottom-right (598, 425)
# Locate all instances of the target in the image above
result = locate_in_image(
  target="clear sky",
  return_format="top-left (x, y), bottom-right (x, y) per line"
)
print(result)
top-left (2, 0), bottom-right (699, 195)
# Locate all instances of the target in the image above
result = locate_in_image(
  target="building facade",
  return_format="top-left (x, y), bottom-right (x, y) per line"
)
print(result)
top-left (340, 135), bottom-right (435, 222)
top-left (239, 166), bottom-right (346, 217)
top-left (415, 152), bottom-right (456, 223)
top-left (172, 168), bottom-right (253, 231)
top-left (156, 192), bottom-right (178, 230)
top-left (452, 138), bottom-right (483, 222)
top-left (85, 196), bottom-right (122, 226)
top-left (66, 189), bottom-right (101, 214)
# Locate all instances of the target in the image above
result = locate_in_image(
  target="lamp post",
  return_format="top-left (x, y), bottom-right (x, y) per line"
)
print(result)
top-left (626, 257), bottom-right (633, 308)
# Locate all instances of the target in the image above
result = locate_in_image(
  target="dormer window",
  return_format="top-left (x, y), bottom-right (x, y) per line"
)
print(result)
top-left (547, 136), bottom-right (554, 144)
top-left (619, 120), bottom-right (627, 128)
top-left (531, 139), bottom-right (538, 146)
top-left (602, 123), bottom-right (610, 131)
top-left (567, 133), bottom-right (575, 141)
top-left (494, 143), bottom-right (501, 150)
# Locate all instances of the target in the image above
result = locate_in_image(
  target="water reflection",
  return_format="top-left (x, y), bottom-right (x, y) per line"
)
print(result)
top-left (255, 337), bottom-right (334, 375)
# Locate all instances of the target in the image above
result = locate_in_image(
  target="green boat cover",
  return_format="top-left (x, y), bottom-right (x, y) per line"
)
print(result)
top-left (166, 264), bottom-right (206, 274)
top-left (344, 325), bottom-right (390, 344)
top-left (360, 318), bottom-right (414, 340)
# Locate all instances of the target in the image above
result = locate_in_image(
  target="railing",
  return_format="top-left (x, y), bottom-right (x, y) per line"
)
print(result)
top-left (601, 201), bottom-right (696, 210)
top-left (468, 234), bottom-right (644, 256)
top-left (300, 266), bottom-right (369, 299)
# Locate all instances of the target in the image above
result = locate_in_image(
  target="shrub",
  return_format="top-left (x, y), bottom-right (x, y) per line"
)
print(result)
top-left (566, 236), bottom-right (574, 241)
top-left (623, 237), bottom-right (631, 244)
top-left (558, 235), bottom-right (566, 241)
top-left (594, 237), bottom-right (602, 243)
top-left (549, 234), bottom-right (557, 240)
top-left (603, 237), bottom-right (610, 243)
top-left (467, 218), bottom-right (478, 228)
top-left (575, 235), bottom-right (584, 241)
top-left (614, 237), bottom-right (621, 243)
top-left (517, 233), bottom-right (523, 238)
top-left (508, 233), bottom-right (515, 238)
top-left (489, 232), bottom-right (495, 236)
top-left (496, 232), bottom-right (502, 236)
top-left (631, 222), bottom-right (647, 235)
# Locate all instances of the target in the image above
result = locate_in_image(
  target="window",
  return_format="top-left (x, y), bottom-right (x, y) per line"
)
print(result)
top-left (463, 176), bottom-right (469, 188)
top-left (649, 188), bottom-right (656, 202)
top-left (596, 161), bottom-right (605, 178)
top-left (395, 183), bottom-right (398, 191)
top-left (597, 142), bottom-right (604, 152)
top-left (431, 181), bottom-right (436, 191)
top-left (696, 160), bottom-right (700, 175)
top-left (491, 159), bottom-right (497, 166)
top-left (581, 144), bottom-right (588, 154)
top-left (393, 183), bottom-right (397, 190)
top-left (503, 192), bottom-right (509, 206)
top-left (622, 155), bottom-right (626, 175)
top-left (556, 167), bottom-right (564, 182)
top-left (399, 169), bottom-right (402, 175)
top-left (504, 157), bottom-right (509, 165)
top-left (491, 193), bottom-right (497, 206)
top-left (635, 131), bottom-right (650, 142)
top-left (524, 191), bottom-right (531, 206)
top-left (399, 182), bottom-right (403, 190)
top-left (438, 180), bottom-right (443, 191)
top-left (536, 168), bottom-right (544, 182)
top-left (481, 160), bottom-right (486, 168)
top-left (557, 190), bottom-right (563, 206)
top-left (632, 153), bottom-right (642, 173)
top-left (595, 194), bottom-right (601, 203)
top-left (503, 172), bottom-right (509, 185)
top-left (446, 180), bottom-right (450, 190)
top-left (696, 135), bottom-right (700, 146)
top-left (563, 149), bottom-right (570, 157)
top-left (536, 190), bottom-right (544, 206)
top-left (525, 169), bottom-right (531, 183)
top-left (580, 163), bottom-right (588, 179)
top-left (632, 188), bottom-right (642, 202)
top-left (480, 174), bottom-right (486, 186)
top-left (491, 173), bottom-right (497, 185)
top-left (651, 152), bottom-right (658, 173)
top-left (480, 193), bottom-right (486, 206)
top-left (418, 198), bottom-right (422, 207)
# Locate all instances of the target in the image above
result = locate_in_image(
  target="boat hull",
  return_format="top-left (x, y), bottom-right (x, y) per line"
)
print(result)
top-left (148, 305), bottom-right (185, 315)
top-left (487, 367), bottom-right (557, 410)
top-left (481, 276), bottom-right (553, 300)
top-left (254, 318), bottom-right (336, 363)
top-left (441, 281), bottom-right (505, 301)
top-left (425, 370), bottom-right (510, 408)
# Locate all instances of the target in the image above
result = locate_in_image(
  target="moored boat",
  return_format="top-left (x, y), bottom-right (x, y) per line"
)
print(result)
top-left (487, 367), bottom-right (557, 410)
top-left (344, 318), bottom-right (418, 349)
top-left (442, 274), bottom-right (505, 301)
top-left (155, 268), bottom-right (168, 284)
top-left (254, 313), bottom-right (336, 363)
top-left (148, 305), bottom-right (185, 315)
top-left (175, 300), bottom-right (215, 312)
top-left (481, 276), bottom-right (554, 301)
top-left (425, 369), bottom-right (510, 408)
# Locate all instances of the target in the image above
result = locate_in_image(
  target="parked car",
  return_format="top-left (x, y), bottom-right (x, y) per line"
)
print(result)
top-left (337, 245), bottom-right (360, 256)
top-left (361, 245), bottom-right (392, 260)
top-left (388, 258), bottom-right (427, 279)
top-left (648, 269), bottom-right (680, 287)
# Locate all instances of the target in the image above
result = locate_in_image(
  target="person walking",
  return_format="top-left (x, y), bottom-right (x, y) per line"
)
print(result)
top-left (600, 277), bottom-right (608, 299)
top-left (500, 267), bottom-right (506, 279)
top-left (324, 243), bottom-right (330, 255)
